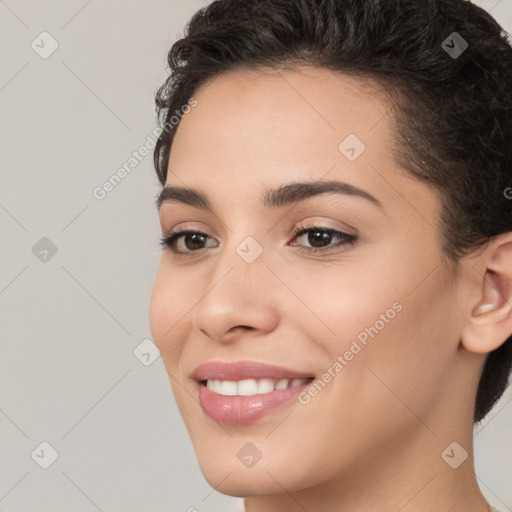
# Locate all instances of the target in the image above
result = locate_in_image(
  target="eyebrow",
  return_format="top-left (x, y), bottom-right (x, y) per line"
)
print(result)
top-left (155, 179), bottom-right (383, 212)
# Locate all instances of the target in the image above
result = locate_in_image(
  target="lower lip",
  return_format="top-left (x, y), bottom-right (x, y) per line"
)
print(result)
top-left (197, 381), bottom-right (312, 425)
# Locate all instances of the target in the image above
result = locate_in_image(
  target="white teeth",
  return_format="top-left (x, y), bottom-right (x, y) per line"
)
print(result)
top-left (205, 377), bottom-right (310, 396)
top-left (206, 379), bottom-right (221, 393)
top-left (275, 379), bottom-right (289, 390)
top-left (220, 380), bottom-right (237, 396)
top-left (238, 379), bottom-right (258, 396)
top-left (257, 378), bottom-right (275, 394)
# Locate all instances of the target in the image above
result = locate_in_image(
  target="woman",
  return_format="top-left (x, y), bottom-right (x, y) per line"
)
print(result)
top-left (149, 0), bottom-right (511, 510)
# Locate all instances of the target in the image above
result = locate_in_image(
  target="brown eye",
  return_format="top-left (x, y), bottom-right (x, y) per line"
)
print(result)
top-left (290, 225), bottom-right (357, 253)
top-left (181, 232), bottom-right (208, 251)
top-left (159, 230), bottom-right (218, 256)
top-left (306, 229), bottom-right (335, 248)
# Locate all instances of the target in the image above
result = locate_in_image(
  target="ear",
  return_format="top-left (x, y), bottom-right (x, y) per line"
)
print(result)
top-left (461, 233), bottom-right (512, 354)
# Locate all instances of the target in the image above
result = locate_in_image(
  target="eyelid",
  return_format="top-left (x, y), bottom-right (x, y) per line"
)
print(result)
top-left (159, 221), bottom-right (358, 258)
top-left (289, 222), bottom-right (357, 248)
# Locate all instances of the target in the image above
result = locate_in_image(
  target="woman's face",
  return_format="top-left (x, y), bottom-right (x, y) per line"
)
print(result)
top-left (149, 66), bottom-right (475, 497)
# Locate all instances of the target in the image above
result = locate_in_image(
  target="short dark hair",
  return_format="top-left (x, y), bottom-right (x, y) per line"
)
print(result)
top-left (153, 0), bottom-right (512, 423)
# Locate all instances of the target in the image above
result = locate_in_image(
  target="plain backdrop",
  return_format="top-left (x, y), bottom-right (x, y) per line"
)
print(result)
top-left (0, 1), bottom-right (511, 511)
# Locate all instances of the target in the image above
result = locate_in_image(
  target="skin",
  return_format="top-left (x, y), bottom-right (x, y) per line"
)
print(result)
top-left (149, 65), bottom-right (512, 512)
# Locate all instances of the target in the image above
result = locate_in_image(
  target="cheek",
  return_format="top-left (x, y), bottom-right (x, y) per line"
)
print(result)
top-left (321, 265), bottom-right (457, 429)
top-left (285, 245), bottom-right (451, 394)
top-left (279, 254), bottom-right (404, 360)
top-left (149, 261), bottom-right (192, 366)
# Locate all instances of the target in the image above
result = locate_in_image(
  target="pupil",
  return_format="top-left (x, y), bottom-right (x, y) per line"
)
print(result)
top-left (309, 230), bottom-right (331, 248)
top-left (187, 233), bottom-right (205, 250)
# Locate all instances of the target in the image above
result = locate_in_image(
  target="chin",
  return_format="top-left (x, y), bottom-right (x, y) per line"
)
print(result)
top-left (197, 459), bottom-right (290, 497)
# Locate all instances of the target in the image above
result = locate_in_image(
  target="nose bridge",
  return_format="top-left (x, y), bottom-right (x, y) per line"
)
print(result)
top-left (212, 216), bottom-right (269, 289)
top-left (192, 229), bottom-right (279, 340)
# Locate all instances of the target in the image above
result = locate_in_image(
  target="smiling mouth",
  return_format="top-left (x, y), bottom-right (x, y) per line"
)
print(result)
top-left (196, 376), bottom-right (315, 425)
top-left (202, 377), bottom-right (314, 396)
top-left (193, 360), bottom-right (316, 424)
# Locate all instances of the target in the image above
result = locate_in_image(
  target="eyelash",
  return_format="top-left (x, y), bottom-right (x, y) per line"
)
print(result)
top-left (158, 223), bottom-right (358, 259)
top-left (159, 224), bottom-right (358, 258)
top-left (291, 223), bottom-right (358, 253)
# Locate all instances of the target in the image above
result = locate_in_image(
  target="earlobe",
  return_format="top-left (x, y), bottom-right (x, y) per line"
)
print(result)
top-left (461, 235), bottom-right (512, 354)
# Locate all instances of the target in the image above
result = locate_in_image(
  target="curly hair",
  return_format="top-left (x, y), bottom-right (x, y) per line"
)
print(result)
top-left (153, 0), bottom-right (512, 423)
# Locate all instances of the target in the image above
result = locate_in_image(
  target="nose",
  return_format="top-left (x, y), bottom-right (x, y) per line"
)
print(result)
top-left (192, 251), bottom-right (280, 344)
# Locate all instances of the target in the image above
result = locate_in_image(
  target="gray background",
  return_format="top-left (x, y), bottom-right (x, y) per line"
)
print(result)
top-left (0, 1), bottom-right (510, 511)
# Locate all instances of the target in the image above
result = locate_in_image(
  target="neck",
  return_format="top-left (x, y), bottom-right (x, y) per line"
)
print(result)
top-left (243, 424), bottom-right (490, 512)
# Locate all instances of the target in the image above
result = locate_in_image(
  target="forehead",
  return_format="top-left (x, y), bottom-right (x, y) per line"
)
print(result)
top-left (167, 66), bottom-right (395, 188)
top-left (161, 65), bottom-right (443, 250)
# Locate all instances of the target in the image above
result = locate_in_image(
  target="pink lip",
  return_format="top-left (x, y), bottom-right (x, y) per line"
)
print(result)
top-left (192, 361), bottom-right (315, 425)
top-left (192, 360), bottom-right (313, 381)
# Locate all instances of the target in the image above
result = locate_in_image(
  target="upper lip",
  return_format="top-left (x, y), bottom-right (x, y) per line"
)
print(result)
top-left (192, 361), bottom-right (314, 382)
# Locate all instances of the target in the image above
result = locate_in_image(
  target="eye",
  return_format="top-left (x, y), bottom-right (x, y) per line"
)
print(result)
top-left (159, 223), bottom-right (358, 258)
top-left (289, 223), bottom-right (357, 254)
top-left (159, 227), bottom-right (217, 257)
